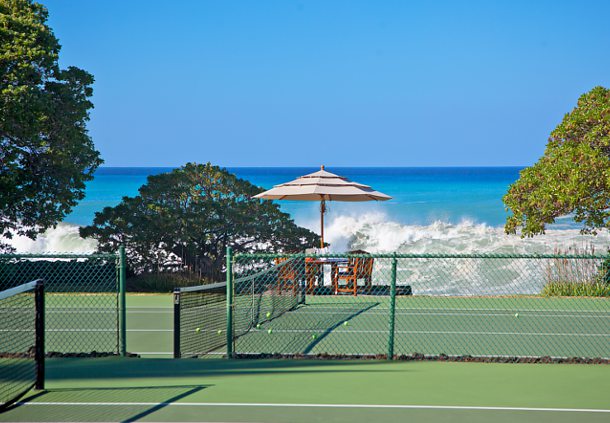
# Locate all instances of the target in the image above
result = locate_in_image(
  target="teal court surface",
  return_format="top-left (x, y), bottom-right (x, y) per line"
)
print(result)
top-left (2, 293), bottom-right (609, 422)
top-left (2, 357), bottom-right (609, 422)
top-left (123, 293), bottom-right (610, 358)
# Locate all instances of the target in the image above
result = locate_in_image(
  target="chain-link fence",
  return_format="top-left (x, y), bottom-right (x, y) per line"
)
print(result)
top-left (225, 253), bottom-right (610, 360)
top-left (0, 252), bottom-right (126, 356)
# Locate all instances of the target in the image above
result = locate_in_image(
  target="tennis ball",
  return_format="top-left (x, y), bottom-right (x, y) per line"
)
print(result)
top-left (266, 312), bottom-right (271, 318)
top-left (217, 329), bottom-right (222, 334)
top-left (343, 321), bottom-right (349, 326)
top-left (256, 323), bottom-right (261, 329)
top-left (311, 334), bottom-right (317, 340)
top-left (267, 328), bottom-right (273, 334)
top-left (195, 327), bottom-right (201, 333)
top-left (515, 313), bottom-right (519, 318)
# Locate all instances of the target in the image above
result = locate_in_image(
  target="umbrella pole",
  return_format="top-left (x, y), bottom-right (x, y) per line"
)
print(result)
top-left (320, 199), bottom-right (326, 249)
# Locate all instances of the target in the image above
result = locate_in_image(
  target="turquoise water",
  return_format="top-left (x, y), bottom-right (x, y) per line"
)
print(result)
top-left (11, 167), bottom-right (608, 254)
top-left (68, 167), bottom-right (521, 227)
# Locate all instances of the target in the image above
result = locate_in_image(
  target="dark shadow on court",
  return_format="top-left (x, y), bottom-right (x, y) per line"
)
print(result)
top-left (2, 390), bottom-right (47, 413)
top-left (45, 354), bottom-right (402, 384)
top-left (121, 385), bottom-right (205, 423)
top-left (302, 302), bottom-right (380, 353)
top-left (234, 301), bottom-right (383, 355)
top-left (9, 385), bottom-right (207, 422)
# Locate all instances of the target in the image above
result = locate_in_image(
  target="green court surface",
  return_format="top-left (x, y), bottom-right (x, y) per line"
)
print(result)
top-left (236, 295), bottom-right (610, 357)
top-left (3, 294), bottom-right (610, 422)
top-left (121, 293), bottom-right (609, 359)
top-left (2, 358), bottom-right (609, 422)
top-left (126, 294), bottom-right (173, 357)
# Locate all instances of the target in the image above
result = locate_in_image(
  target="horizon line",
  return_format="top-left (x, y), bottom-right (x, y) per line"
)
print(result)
top-left (96, 165), bottom-right (528, 169)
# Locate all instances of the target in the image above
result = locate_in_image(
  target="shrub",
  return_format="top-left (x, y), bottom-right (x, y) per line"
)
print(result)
top-left (541, 281), bottom-right (610, 297)
top-left (542, 246), bottom-right (610, 297)
top-left (127, 272), bottom-right (213, 293)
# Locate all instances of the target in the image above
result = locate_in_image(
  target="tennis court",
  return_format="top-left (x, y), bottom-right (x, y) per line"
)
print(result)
top-left (235, 295), bottom-right (610, 358)
top-left (1, 357), bottom-right (609, 422)
top-left (2, 292), bottom-right (610, 422)
top-left (33, 292), bottom-right (610, 359)
top-left (2, 253), bottom-right (610, 422)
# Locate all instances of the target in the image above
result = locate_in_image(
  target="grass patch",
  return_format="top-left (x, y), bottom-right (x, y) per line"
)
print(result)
top-left (541, 281), bottom-right (610, 297)
top-left (542, 246), bottom-right (610, 297)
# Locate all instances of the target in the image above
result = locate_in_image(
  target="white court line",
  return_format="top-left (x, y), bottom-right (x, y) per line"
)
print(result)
top-left (294, 310), bottom-right (610, 318)
top-left (17, 402), bottom-right (610, 413)
top-left (127, 310), bottom-right (173, 314)
top-left (303, 306), bottom-right (610, 314)
top-left (42, 310), bottom-right (173, 314)
top-left (128, 306), bottom-right (173, 309)
top-left (3, 328), bottom-right (608, 337)
top-left (131, 352), bottom-right (173, 355)
top-left (0, 329), bottom-right (171, 332)
top-left (256, 329), bottom-right (609, 337)
top-left (395, 307), bottom-right (610, 314)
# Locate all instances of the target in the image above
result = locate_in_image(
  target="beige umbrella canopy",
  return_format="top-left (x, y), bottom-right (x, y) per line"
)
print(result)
top-left (254, 166), bottom-right (391, 248)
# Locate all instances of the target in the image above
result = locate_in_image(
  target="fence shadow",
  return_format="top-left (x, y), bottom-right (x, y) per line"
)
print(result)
top-left (12, 385), bottom-right (207, 422)
top-left (303, 302), bottom-right (380, 354)
top-left (235, 301), bottom-right (382, 355)
top-left (45, 355), bottom-right (399, 384)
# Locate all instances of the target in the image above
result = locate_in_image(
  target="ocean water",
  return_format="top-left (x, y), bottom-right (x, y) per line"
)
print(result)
top-left (7, 167), bottom-right (610, 254)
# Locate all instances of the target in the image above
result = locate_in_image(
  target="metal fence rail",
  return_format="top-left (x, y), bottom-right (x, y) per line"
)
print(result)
top-left (227, 252), bottom-right (610, 360)
top-left (0, 250), bottom-right (127, 356)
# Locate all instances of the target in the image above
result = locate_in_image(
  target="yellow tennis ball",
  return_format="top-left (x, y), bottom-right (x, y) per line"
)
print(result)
top-left (311, 334), bottom-right (317, 340)
top-left (343, 321), bottom-right (349, 326)
top-left (217, 329), bottom-right (222, 334)
top-left (515, 313), bottom-right (519, 318)
top-left (266, 312), bottom-right (271, 318)
top-left (195, 327), bottom-right (201, 333)
top-left (256, 323), bottom-right (261, 329)
top-left (267, 328), bottom-right (273, 334)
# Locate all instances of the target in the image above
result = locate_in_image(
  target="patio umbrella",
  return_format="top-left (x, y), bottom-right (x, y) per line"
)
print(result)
top-left (254, 166), bottom-right (391, 248)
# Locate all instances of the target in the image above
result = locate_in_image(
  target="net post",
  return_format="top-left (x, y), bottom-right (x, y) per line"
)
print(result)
top-left (226, 247), bottom-right (234, 359)
top-left (35, 280), bottom-right (45, 390)
top-left (173, 288), bottom-right (181, 358)
top-left (387, 255), bottom-right (397, 360)
top-left (118, 245), bottom-right (127, 357)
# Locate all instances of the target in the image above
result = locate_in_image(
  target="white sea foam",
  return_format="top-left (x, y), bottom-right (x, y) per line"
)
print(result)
top-left (304, 212), bottom-right (610, 255)
top-left (4, 211), bottom-right (608, 258)
top-left (4, 213), bottom-right (608, 295)
top-left (297, 212), bottom-right (609, 295)
top-left (2, 223), bottom-right (98, 254)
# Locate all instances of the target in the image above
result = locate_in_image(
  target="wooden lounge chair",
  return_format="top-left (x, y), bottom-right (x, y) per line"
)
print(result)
top-left (334, 255), bottom-right (374, 296)
top-left (304, 257), bottom-right (321, 294)
top-left (275, 257), bottom-right (298, 293)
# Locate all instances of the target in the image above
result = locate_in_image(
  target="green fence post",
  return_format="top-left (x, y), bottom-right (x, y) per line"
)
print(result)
top-left (226, 247), bottom-right (234, 359)
top-left (119, 245), bottom-right (127, 357)
top-left (387, 254), bottom-right (397, 360)
top-left (35, 279), bottom-right (45, 390)
top-left (173, 288), bottom-right (181, 358)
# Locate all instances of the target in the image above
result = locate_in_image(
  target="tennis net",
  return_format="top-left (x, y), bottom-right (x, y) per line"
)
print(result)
top-left (173, 282), bottom-right (227, 358)
top-left (173, 258), bottom-right (304, 358)
top-left (0, 280), bottom-right (44, 410)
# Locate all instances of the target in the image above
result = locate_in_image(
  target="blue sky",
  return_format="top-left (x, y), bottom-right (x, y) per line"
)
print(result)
top-left (46, 0), bottom-right (610, 167)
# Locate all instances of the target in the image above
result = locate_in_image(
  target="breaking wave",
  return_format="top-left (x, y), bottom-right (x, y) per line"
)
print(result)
top-left (4, 212), bottom-right (608, 257)
top-left (2, 223), bottom-right (98, 254)
top-left (304, 212), bottom-right (610, 255)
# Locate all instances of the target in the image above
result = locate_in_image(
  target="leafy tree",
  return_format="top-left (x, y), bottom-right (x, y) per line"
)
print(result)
top-left (80, 163), bottom-right (320, 280)
top-left (0, 0), bottom-right (101, 251)
top-left (504, 86), bottom-right (610, 237)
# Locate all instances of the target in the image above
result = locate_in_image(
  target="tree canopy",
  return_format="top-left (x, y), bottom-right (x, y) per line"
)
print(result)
top-left (0, 0), bottom-right (101, 251)
top-left (80, 163), bottom-right (320, 280)
top-left (504, 86), bottom-right (610, 237)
